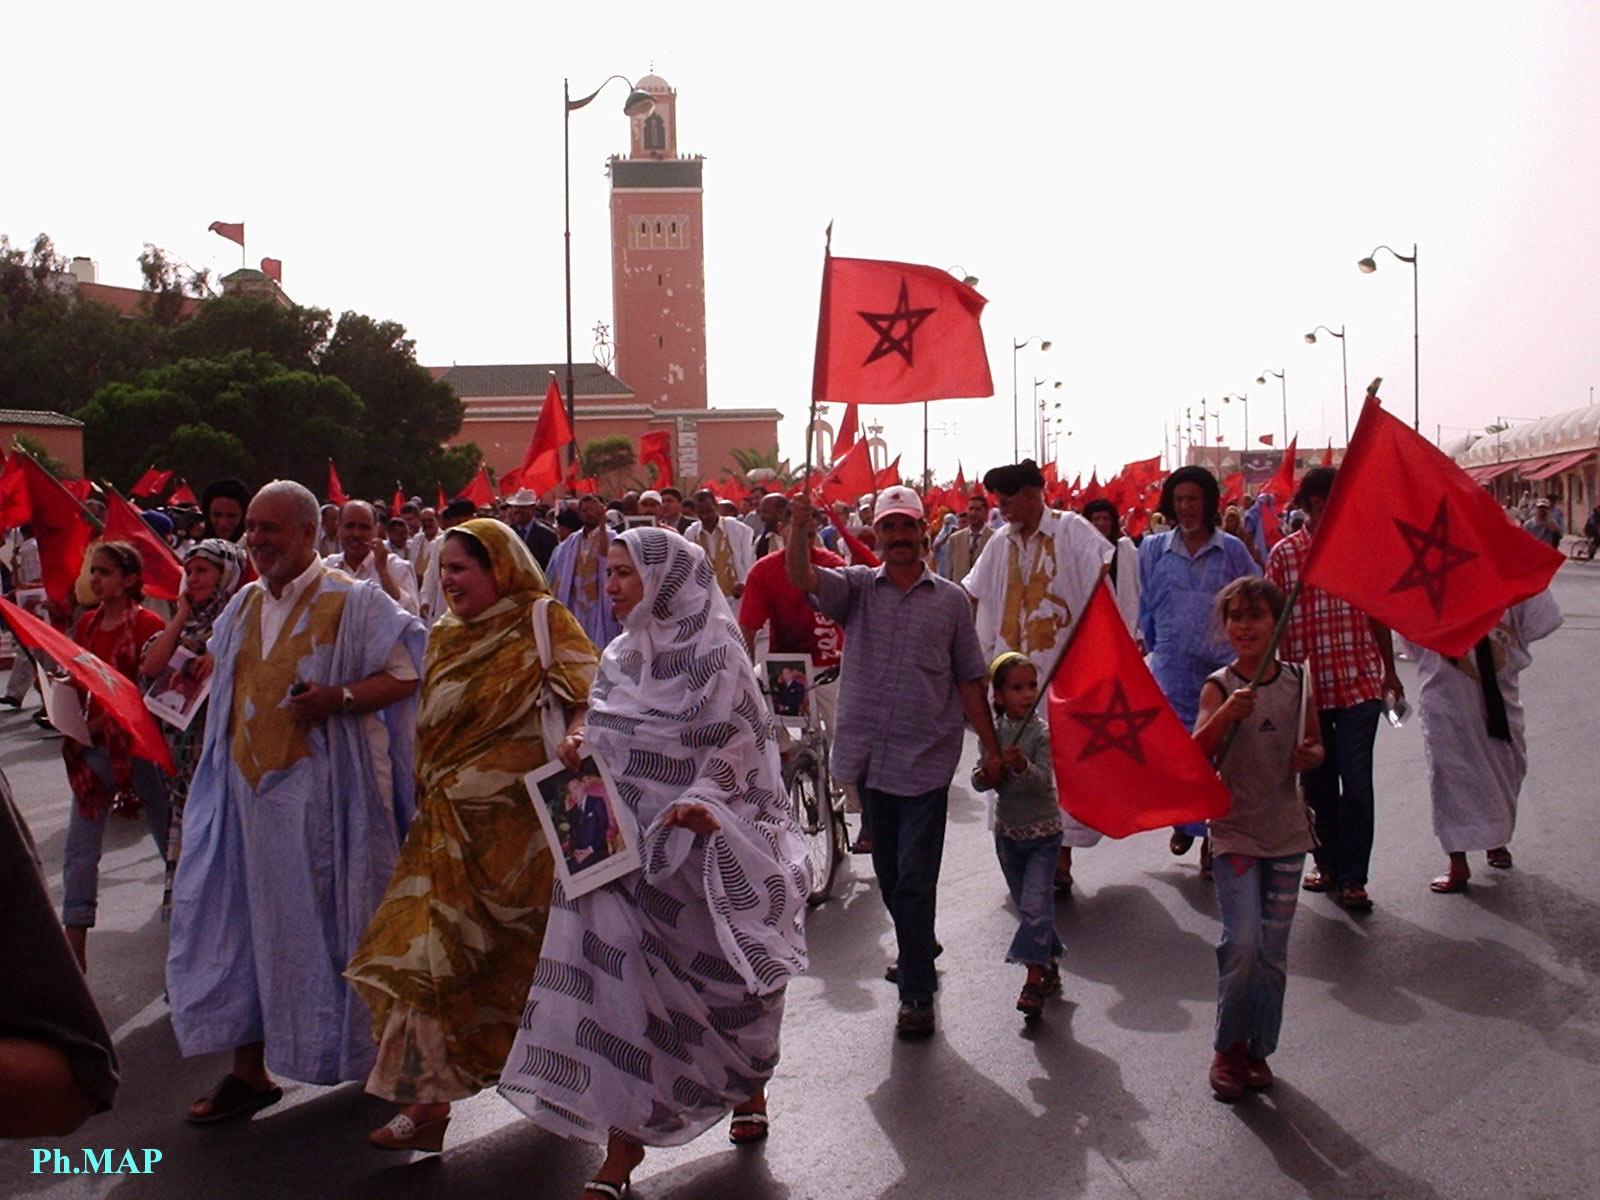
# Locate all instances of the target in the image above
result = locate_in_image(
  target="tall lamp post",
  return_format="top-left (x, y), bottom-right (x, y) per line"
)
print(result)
top-left (565, 75), bottom-right (656, 466)
top-left (1012, 336), bottom-right (1051, 461)
top-left (1255, 368), bottom-right (1287, 444)
top-left (1222, 392), bottom-right (1249, 449)
top-left (1033, 376), bottom-right (1062, 461)
top-left (1357, 243), bottom-right (1418, 431)
top-left (926, 266), bottom-right (981, 490)
top-left (1304, 323), bottom-right (1350, 442)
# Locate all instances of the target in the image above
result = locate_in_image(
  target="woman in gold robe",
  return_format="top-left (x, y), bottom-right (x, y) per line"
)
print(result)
top-left (346, 519), bottom-right (598, 1153)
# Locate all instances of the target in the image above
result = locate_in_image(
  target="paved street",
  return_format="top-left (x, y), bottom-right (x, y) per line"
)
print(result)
top-left (4, 563), bottom-right (1598, 1200)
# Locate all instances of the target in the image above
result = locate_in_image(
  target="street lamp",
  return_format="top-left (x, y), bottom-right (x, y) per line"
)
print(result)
top-left (1304, 324), bottom-right (1350, 443)
top-left (1221, 392), bottom-right (1249, 448)
top-left (1033, 377), bottom-right (1062, 461)
top-left (565, 75), bottom-right (656, 465)
top-left (1357, 243), bottom-right (1419, 431)
top-left (924, 268), bottom-right (980, 490)
top-left (1254, 368), bottom-right (1287, 444)
top-left (1012, 336), bottom-right (1051, 461)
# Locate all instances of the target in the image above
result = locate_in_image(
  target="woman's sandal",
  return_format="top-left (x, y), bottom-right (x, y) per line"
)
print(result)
top-left (369, 1111), bottom-right (450, 1153)
top-left (1487, 847), bottom-right (1514, 870)
top-left (186, 1074), bottom-right (283, 1126)
top-left (581, 1181), bottom-right (631, 1200)
top-left (1430, 872), bottom-right (1470, 894)
top-left (729, 1108), bottom-right (770, 1145)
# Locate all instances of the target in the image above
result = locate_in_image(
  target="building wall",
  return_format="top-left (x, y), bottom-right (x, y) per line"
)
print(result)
top-left (1, 424), bottom-right (83, 476)
top-left (610, 177), bottom-right (707, 410)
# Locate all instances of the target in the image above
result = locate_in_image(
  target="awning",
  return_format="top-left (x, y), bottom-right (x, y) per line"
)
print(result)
top-left (1470, 461), bottom-right (1519, 482)
top-left (1521, 449), bottom-right (1595, 482)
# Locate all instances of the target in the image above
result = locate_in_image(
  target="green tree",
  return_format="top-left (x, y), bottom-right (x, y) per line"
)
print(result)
top-left (580, 435), bottom-right (638, 494)
top-left (729, 446), bottom-right (794, 486)
top-left (169, 294), bottom-right (330, 370)
top-left (10, 434), bottom-right (70, 479)
top-left (137, 244), bottom-right (217, 327)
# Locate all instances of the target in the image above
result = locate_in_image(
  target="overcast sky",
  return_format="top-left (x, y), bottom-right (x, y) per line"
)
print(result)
top-left (13, 1), bottom-right (1600, 480)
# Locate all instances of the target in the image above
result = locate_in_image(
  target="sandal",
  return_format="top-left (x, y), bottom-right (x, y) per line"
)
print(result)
top-left (1429, 872), bottom-right (1470, 894)
top-left (1336, 884), bottom-right (1374, 912)
top-left (729, 1108), bottom-right (770, 1145)
top-left (581, 1181), bottom-right (631, 1200)
top-left (187, 1074), bottom-right (283, 1126)
top-left (1302, 870), bottom-right (1332, 893)
top-left (1487, 847), bottom-right (1513, 870)
top-left (369, 1111), bottom-right (450, 1153)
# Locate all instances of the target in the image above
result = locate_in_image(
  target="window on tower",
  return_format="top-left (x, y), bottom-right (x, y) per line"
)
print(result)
top-left (642, 113), bottom-right (666, 153)
top-left (627, 215), bottom-right (692, 250)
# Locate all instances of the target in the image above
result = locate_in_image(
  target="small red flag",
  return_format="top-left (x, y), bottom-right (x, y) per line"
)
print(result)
top-left (819, 440), bottom-right (876, 506)
top-left (1221, 471), bottom-right (1245, 507)
top-left (953, 462), bottom-right (966, 495)
top-left (436, 485), bottom-right (447, 512)
top-left (1260, 436), bottom-right (1298, 509)
top-left (1320, 442), bottom-right (1334, 467)
top-left (496, 467), bottom-right (522, 498)
top-left (832, 402), bottom-right (860, 461)
top-left (131, 467), bottom-right (173, 499)
top-left (874, 455), bottom-right (902, 490)
top-left (19, 457), bottom-right (94, 606)
top-left (812, 257), bottom-right (994, 405)
top-left (639, 430), bottom-right (674, 490)
top-left (0, 454), bottom-right (29, 530)
top-left (391, 484), bottom-right (405, 514)
top-left (208, 221), bottom-right (245, 247)
top-left (1048, 586), bottom-right (1232, 838)
top-left (572, 476), bottom-right (600, 496)
top-left (259, 257), bottom-right (282, 283)
top-left (0, 597), bottom-right (174, 773)
top-left (519, 377), bottom-right (576, 497)
top-left (327, 459), bottom-right (347, 507)
top-left (464, 467), bottom-right (495, 508)
top-left (1258, 434), bottom-right (1275, 447)
top-left (104, 491), bottom-right (184, 602)
top-left (169, 480), bottom-right (197, 506)
top-left (1300, 395), bottom-right (1564, 658)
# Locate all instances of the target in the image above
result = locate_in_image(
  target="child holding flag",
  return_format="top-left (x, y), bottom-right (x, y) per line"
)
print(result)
top-left (972, 652), bottom-right (1064, 1022)
top-left (1192, 577), bottom-right (1324, 1101)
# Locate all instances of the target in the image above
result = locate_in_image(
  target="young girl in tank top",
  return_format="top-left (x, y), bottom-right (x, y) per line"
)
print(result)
top-left (1193, 577), bottom-right (1324, 1103)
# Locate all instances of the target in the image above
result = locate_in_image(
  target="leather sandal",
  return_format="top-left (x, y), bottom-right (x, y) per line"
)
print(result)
top-left (1429, 872), bottom-right (1469, 894)
top-left (187, 1074), bottom-right (282, 1126)
top-left (1336, 883), bottom-right (1374, 911)
top-left (1487, 847), bottom-right (1513, 870)
top-left (729, 1109), bottom-right (770, 1145)
top-left (581, 1180), bottom-right (631, 1200)
top-left (1301, 869), bottom-right (1332, 893)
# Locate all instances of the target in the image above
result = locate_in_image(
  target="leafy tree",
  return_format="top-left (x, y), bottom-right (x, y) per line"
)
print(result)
top-left (580, 435), bottom-right (637, 494)
top-left (137, 245), bottom-right (216, 327)
top-left (11, 434), bottom-right (71, 479)
top-left (433, 442), bottom-right (484, 499)
top-left (169, 294), bottom-right (330, 370)
top-left (729, 445), bottom-right (794, 486)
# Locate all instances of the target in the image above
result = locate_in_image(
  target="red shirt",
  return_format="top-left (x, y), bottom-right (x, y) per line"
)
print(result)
top-left (1266, 527), bottom-right (1385, 709)
top-left (739, 548), bottom-right (845, 668)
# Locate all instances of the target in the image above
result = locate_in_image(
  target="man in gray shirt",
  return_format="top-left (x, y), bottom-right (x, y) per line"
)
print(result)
top-left (789, 488), bottom-right (1002, 1039)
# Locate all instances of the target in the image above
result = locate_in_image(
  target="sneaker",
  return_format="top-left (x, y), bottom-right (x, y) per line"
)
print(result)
top-left (1208, 1044), bottom-right (1249, 1103)
top-left (1243, 1055), bottom-right (1274, 1090)
top-left (884, 941), bottom-right (943, 984)
top-left (0, 695), bottom-right (21, 709)
top-left (895, 1000), bottom-right (935, 1040)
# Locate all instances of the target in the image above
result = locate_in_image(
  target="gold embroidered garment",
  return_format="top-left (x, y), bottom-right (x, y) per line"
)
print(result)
top-left (699, 524), bottom-right (738, 596)
top-left (1000, 532), bottom-right (1074, 658)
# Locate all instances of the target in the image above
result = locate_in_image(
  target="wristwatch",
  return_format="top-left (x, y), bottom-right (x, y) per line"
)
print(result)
top-left (340, 686), bottom-right (356, 714)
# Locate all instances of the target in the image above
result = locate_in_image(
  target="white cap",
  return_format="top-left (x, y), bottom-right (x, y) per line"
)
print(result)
top-left (506, 488), bottom-right (538, 506)
top-left (639, 489), bottom-right (662, 504)
top-left (873, 485), bottom-right (924, 524)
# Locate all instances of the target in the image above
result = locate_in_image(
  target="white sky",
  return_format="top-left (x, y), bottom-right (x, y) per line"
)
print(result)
top-left (13, 1), bottom-right (1600, 480)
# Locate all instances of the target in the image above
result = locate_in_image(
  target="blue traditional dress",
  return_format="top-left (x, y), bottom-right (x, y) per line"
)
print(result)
top-left (548, 525), bottom-right (622, 650)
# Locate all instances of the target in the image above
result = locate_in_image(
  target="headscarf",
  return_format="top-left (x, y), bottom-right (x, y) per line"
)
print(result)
top-left (178, 538), bottom-right (249, 654)
top-left (586, 527), bottom-right (808, 993)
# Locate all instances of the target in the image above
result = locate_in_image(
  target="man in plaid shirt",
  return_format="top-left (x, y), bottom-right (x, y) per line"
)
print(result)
top-left (1266, 467), bottom-right (1403, 912)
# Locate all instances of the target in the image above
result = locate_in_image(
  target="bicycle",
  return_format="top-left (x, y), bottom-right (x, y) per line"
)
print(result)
top-left (761, 664), bottom-right (848, 906)
top-left (1569, 538), bottom-right (1596, 561)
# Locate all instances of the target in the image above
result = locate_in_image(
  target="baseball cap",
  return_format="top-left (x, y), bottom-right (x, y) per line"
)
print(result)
top-left (639, 489), bottom-right (662, 504)
top-left (873, 485), bottom-right (924, 524)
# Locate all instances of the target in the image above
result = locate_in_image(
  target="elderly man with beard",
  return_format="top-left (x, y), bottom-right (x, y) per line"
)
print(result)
top-left (1138, 466), bottom-right (1260, 866)
top-left (166, 480), bottom-right (425, 1126)
top-left (962, 461), bottom-right (1112, 892)
top-left (545, 493), bottom-right (621, 649)
top-left (325, 501), bottom-right (420, 616)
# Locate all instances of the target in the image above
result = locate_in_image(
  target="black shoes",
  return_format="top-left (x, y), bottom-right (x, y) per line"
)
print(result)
top-left (895, 1000), bottom-right (935, 1039)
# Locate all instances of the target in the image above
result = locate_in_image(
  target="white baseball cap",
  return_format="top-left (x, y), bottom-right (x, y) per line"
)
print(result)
top-left (873, 485), bottom-right (924, 524)
top-left (639, 489), bottom-right (662, 504)
top-left (506, 488), bottom-right (538, 506)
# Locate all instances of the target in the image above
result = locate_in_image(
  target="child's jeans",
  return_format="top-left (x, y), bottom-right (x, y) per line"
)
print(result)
top-left (1213, 852), bottom-right (1304, 1056)
top-left (994, 832), bottom-right (1064, 966)
top-left (61, 746), bottom-right (170, 929)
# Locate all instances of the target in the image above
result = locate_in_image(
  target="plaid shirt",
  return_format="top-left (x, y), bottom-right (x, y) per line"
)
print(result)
top-left (1266, 528), bottom-right (1385, 710)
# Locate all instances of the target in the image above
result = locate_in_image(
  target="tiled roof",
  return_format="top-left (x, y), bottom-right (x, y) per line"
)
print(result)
top-left (0, 409), bottom-right (83, 428)
top-left (433, 363), bottom-right (634, 400)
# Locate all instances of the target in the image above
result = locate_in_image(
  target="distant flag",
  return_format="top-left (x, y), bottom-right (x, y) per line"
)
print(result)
top-left (436, 485), bottom-right (447, 512)
top-left (954, 462), bottom-right (966, 495)
top-left (169, 479), bottom-right (197, 506)
top-left (874, 454), bottom-right (902, 490)
top-left (327, 459), bottom-right (347, 507)
top-left (1258, 433), bottom-right (1275, 447)
top-left (260, 257), bottom-right (282, 284)
top-left (518, 377), bottom-right (577, 497)
top-left (391, 483), bottom-right (405, 514)
top-left (131, 467), bottom-right (173, 499)
top-left (1320, 442), bottom-right (1334, 467)
top-left (832, 402), bottom-right (860, 462)
top-left (463, 467), bottom-right (495, 508)
top-left (818, 440), bottom-right (875, 506)
top-left (1260, 436), bottom-right (1299, 509)
top-left (207, 221), bottom-right (245, 247)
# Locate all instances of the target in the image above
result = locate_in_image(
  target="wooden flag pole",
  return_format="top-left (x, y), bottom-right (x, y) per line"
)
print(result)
top-left (803, 222), bottom-right (834, 498)
top-left (1212, 578), bottom-right (1302, 769)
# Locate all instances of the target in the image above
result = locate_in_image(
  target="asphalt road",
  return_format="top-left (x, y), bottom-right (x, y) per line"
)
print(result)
top-left (4, 562), bottom-right (1599, 1200)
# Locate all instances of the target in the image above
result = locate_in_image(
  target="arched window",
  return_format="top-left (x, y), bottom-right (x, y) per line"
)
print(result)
top-left (642, 113), bottom-right (666, 151)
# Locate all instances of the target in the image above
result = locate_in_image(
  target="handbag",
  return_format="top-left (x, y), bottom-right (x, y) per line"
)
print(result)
top-left (530, 597), bottom-right (570, 759)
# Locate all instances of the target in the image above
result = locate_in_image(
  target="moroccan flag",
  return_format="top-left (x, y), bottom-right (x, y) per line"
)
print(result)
top-left (1048, 585), bottom-right (1232, 837)
top-left (954, 462), bottom-right (966, 495)
top-left (1221, 471), bottom-right (1245, 507)
top-left (104, 491), bottom-right (183, 602)
top-left (19, 456), bottom-right (93, 606)
top-left (131, 467), bottom-right (173, 499)
top-left (572, 476), bottom-right (600, 496)
top-left (874, 455), bottom-right (902, 490)
top-left (819, 440), bottom-right (876, 506)
top-left (1260, 436), bottom-right (1298, 508)
top-left (832, 402), bottom-right (860, 461)
top-left (1300, 395), bottom-right (1564, 657)
top-left (812, 256), bottom-right (994, 405)
top-left (463, 467), bottom-right (495, 508)
top-left (63, 479), bottom-right (93, 503)
top-left (1258, 434), bottom-right (1275, 447)
top-left (639, 430), bottom-right (674, 490)
top-left (0, 454), bottom-right (28, 530)
top-left (326, 460), bottom-right (347, 507)
top-left (0, 597), bottom-right (174, 773)
top-left (208, 221), bottom-right (244, 247)
top-left (1320, 442), bottom-right (1334, 467)
top-left (436, 485), bottom-right (447, 512)
top-left (1125, 455), bottom-right (1162, 486)
top-left (519, 377), bottom-right (576, 496)
top-left (260, 257), bottom-right (282, 283)
top-left (390, 483), bottom-right (406, 514)
top-left (497, 467), bottom-right (523, 497)
top-left (169, 480), bottom-right (197, 506)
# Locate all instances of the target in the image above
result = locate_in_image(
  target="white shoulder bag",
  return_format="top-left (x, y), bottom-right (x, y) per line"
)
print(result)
top-left (530, 597), bottom-right (571, 759)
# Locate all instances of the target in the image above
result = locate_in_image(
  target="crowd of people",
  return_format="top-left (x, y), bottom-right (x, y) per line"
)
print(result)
top-left (0, 456), bottom-right (1563, 1192)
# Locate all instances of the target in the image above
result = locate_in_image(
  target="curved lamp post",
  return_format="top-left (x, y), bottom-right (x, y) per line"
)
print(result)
top-left (1254, 368), bottom-right (1287, 444)
top-left (1033, 376), bottom-right (1062, 461)
top-left (1221, 392), bottom-right (1249, 449)
top-left (565, 76), bottom-right (656, 464)
top-left (1357, 243), bottom-right (1419, 431)
top-left (1012, 336), bottom-right (1051, 461)
top-left (1304, 324), bottom-right (1349, 442)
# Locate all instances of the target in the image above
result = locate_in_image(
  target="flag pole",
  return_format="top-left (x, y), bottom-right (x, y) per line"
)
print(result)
top-left (1211, 579), bottom-right (1302, 767)
top-left (804, 222), bottom-right (833, 498)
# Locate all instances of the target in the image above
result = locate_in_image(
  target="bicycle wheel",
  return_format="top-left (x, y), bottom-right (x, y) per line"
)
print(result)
top-left (787, 750), bottom-right (838, 906)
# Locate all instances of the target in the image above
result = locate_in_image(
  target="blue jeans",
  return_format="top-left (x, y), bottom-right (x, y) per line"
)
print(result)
top-left (994, 832), bottom-right (1064, 966)
top-left (61, 747), bottom-right (170, 928)
top-left (1213, 853), bottom-right (1303, 1056)
top-left (863, 786), bottom-right (948, 1003)
top-left (1306, 700), bottom-right (1383, 887)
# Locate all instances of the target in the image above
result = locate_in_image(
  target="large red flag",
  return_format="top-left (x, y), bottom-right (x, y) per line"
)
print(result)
top-left (208, 221), bottom-right (244, 247)
top-left (19, 457), bottom-right (93, 606)
top-left (874, 455), bottom-right (902, 490)
top-left (639, 430), bottom-right (674, 490)
top-left (1048, 586), bottom-right (1232, 837)
top-left (819, 440), bottom-right (876, 506)
top-left (832, 402), bottom-right (860, 461)
top-left (104, 491), bottom-right (183, 602)
top-left (463, 467), bottom-right (495, 508)
top-left (812, 257), bottom-right (993, 405)
top-left (0, 454), bottom-right (28, 530)
top-left (1300, 395), bottom-right (1564, 657)
top-left (1260, 436), bottom-right (1298, 508)
top-left (327, 459), bottom-right (347, 507)
top-left (519, 377), bottom-right (576, 496)
top-left (131, 467), bottom-right (173, 499)
top-left (0, 597), bottom-right (174, 773)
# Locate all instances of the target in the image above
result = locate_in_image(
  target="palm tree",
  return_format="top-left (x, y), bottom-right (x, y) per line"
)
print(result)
top-left (729, 446), bottom-right (795, 486)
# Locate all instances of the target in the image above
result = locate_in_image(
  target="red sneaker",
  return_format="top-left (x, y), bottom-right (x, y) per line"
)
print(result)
top-left (1243, 1055), bottom-right (1274, 1090)
top-left (1209, 1044), bottom-right (1249, 1103)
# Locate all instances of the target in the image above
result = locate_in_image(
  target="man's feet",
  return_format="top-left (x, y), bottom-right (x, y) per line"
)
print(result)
top-left (1016, 965), bottom-right (1049, 1021)
top-left (1242, 1055), bottom-right (1274, 1090)
top-left (187, 1074), bottom-right (283, 1125)
top-left (1486, 846), bottom-right (1513, 870)
top-left (884, 940), bottom-right (943, 984)
top-left (1208, 1044), bottom-right (1249, 1103)
top-left (1169, 830), bottom-right (1195, 856)
top-left (1335, 883), bottom-right (1373, 912)
top-left (369, 1103), bottom-right (451, 1152)
top-left (1430, 870), bottom-right (1470, 894)
top-left (1302, 869), bottom-right (1332, 893)
top-left (895, 1000), bottom-right (935, 1039)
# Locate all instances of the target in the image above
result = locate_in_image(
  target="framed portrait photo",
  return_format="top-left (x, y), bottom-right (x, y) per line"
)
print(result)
top-left (525, 750), bottom-right (640, 899)
top-left (624, 514), bottom-right (656, 530)
top-left (762, 653), bottom-right (814, 727)
top-left (143, 646), bottom-right (213, 731)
